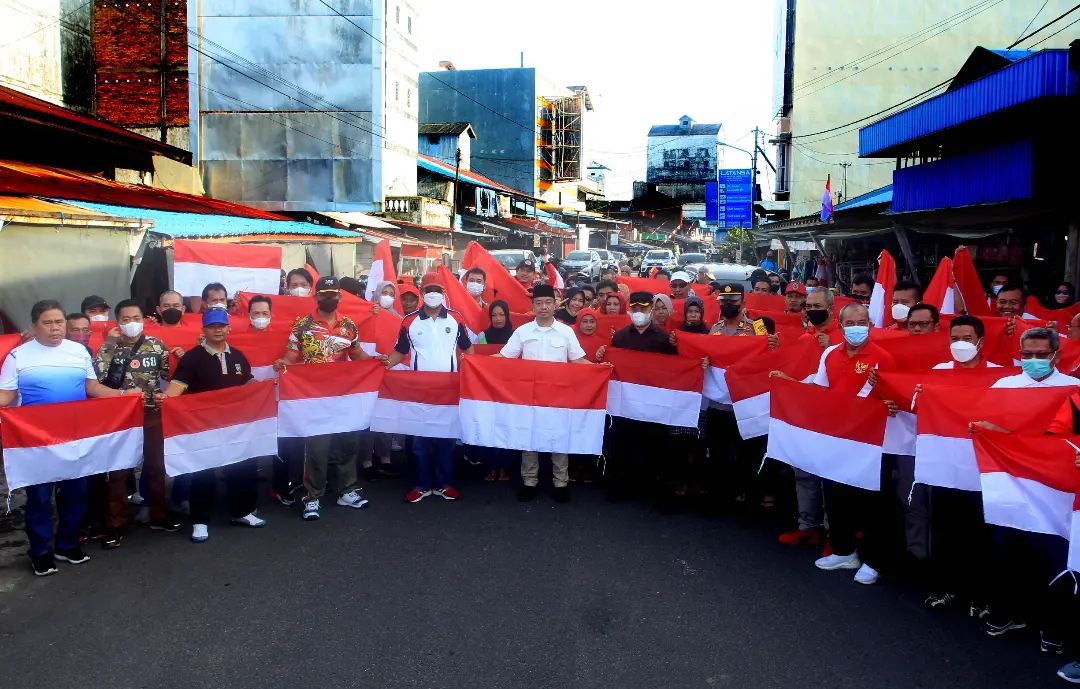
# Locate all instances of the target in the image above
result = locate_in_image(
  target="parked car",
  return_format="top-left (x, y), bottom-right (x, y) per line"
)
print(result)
top-left (560, 250), bottom-right (603, 281)
top-left (639, 249), bottom-right (677, 276)
top-left (611, 251), bottom-right (628, 266)
top-left (490, 249), bottom-right (536, 271)
top-left (593, 249), bottom-right (618, 272)
top-left (677, 252), bottom-right (708, 267)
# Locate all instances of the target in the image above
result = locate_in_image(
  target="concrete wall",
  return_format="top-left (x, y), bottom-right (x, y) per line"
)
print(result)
top-left (782, 0), bottom-right (1080, 217)
top-left (646, 133), bottom-right (722, 185)
top-left (0, 0), bottom-right (92, 111)
top-left (195, 0), bottom-right (417, 212)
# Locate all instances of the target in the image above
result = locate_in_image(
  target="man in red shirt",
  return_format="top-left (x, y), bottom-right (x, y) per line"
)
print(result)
top-left (798, 287), bottom-right (842, 348)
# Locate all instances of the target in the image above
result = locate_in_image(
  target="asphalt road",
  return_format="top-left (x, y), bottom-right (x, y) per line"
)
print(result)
top-left (0, 465), bottom-right (1066, 689)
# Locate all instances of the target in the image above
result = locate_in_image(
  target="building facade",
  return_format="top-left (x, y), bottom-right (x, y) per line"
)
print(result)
top-left (772, 0), bottom-right (1080, 217)
top-left (0, 0), bottom-right (93, 113)
top-left (191, 0), bottom-right (419, 212)
top-left (645, 115), bottom-right (723, 202)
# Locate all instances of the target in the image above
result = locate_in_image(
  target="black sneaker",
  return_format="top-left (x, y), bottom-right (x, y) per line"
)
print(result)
top-left (149, 519), bottom-right (182, 533)
top-left (375, 464), bottom-right (400, 478)
top-left (969, 601), bottom-right (990, 620)
top-left (1041, 631), bottom-right (1065, 655)
top-left (517, 485), bottom-right (537, 502)
top-left (923, 592), bottom-right (956, 610)
top-left (54, 547), bottom-right (91, 565)
top-left (985, 618), bottom-right (1026, 637)
top-left (103, 530), bottom-right (123, 549)
top-left (552, 487), bottom-right (571, 504)
top-left (31, 554), bottom-right (57, 577)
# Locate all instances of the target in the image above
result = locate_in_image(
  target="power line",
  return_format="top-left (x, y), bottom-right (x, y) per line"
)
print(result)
top-left (1027, 14), bottom-right (1080, 48)
top-left (0, 0), bottom-right (92, 48)
top-left (1008, 2), bottom-right (1080, 48)
top-left (791, 80), bottom-right (950, 140)
top-left (1015, 0), bottom-right (1050, 43)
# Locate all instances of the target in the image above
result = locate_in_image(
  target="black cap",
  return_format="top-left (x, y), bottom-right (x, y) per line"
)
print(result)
top-left (532, 284), bottom-right (556, 300)
top-left (338, 276), bottom-right (362, 296)
top-left (628, 290), bottom-right (654, 306)
top-left (516, 258), bottom-right (536, 271)
top-left (716, 283), bottom-right (745, 298)
top-left (315, 276), bottom-right (339, 293)
top-left (81, 295), bottom-right (109, 312)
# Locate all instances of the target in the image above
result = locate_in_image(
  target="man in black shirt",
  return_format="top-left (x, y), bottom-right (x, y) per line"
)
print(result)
top-left (165, 309), bottom-right (265, 543)
top-left (598, 291), bottom-right (677, 501)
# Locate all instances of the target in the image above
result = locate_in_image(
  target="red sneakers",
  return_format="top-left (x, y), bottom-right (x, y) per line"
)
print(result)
top-left (434, 486), bottom-right (461, 501)
top-left (777, 527), bottom-right (825, 547)
top-left (404, 488), bottom-right (431, 504)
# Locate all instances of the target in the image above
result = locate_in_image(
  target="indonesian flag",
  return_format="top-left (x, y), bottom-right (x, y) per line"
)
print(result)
top-left (437, 264), bottom-right (486, 337)
top-left (676, 332), bottom-right (769, 405)
top-left (743, 293), bottom-right (788, 313)
top-left (868, 249), bottom-right (896, 328)
top-left (973, 432), bottom-right (1080, 546)
top-left (616, 276), bottom-right (670, 295)
top-left (544, 260), bottom-right (564, 289)
top-left (462, 241), bottom-right (533, 313)
top-left (173, 239), bottom-right (281, 298)
top-left (0, 396), bottom-right (144, 490)
top-left (767, 378), bottom-right (888, 490)
top-left (821, 175), bottom-right (833, 222)
top-left (459, 355), bottom-right (610, 454)
top-left (605, 348), bottom-right (703, 427)
top-left (370, 370), bottom-right (460, 439)
top-left (277, 359), bottom-right (384, 437)
top-left (952, 247), bottom-right (991, 317)
top-left (162, 381), bottom-right (278, 476)
top-left (725, 339), bottom-right (822, 439)
top-left (225, 330), bottom-right (290, 381)
top-left (364, 239), bottom-right (397, 302)
top-left (922, 257), bottom-right (956, 314)
top-left (914, 384), bottom-right (1075, 491)
top-left (0, 333), bottom-right (20, 363)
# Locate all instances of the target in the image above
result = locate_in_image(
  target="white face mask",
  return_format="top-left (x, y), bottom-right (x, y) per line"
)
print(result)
top-left (950, 340), bottom-right (979, 363)
top-left (119, 321), bottom-right (143, 338)
top-left (423, 292), bottom-right (445, 309)
top-left (891, 303), bottom-right (911, 321)
top-left (289, 286), bottom-right (311, 297)
top-left (249, 316), bottom-right (271, 331)
top-left (630, 312), bottom-right (650, 327)
top-left (378, 294), bottom-right (395, 309)
top-left (466, 281), bottom-right (485, 297)
top-left (89, 314), bottom-right (109, 322)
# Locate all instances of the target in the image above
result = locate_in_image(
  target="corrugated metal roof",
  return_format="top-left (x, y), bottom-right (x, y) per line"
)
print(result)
top-left (648, 123), bottom-right (722, 137)
top-left (58, 201), bottom-right (365, 239)
top-left (418, 153), bottom-right (535, 199)
top-left (860, 49), bottom-right (1075, 157)
top-left (418, 122), bottom-right (476, 138)
top-left (835, 185), bottom-right (892, 212)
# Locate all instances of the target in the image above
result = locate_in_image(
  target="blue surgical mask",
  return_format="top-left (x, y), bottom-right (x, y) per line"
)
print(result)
top-left (843, 325), bottom-right (869, 347)
top-left (1021, 358), bottom-right (1054, 380)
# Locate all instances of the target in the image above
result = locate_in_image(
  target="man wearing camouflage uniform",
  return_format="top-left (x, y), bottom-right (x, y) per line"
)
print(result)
top-left (94, 299), bottom-right (179, 547)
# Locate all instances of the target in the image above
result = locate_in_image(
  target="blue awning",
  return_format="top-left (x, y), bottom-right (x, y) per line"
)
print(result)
top-left (835, 185), bottom-right (892, 212)
top-left (859, 50), bottom-right (1076, 157)
top-left (58, 200), bottom-right (365, 239)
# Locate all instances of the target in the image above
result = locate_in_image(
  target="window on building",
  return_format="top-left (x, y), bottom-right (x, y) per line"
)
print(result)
top-left (407, 89), bottom-right (411, 107)
top-left (408, 16), bottom-right (412, 34)
top-left (395, 81), bottom-right (399, 101)
top-left (396, 5), bottom-right (400, 23)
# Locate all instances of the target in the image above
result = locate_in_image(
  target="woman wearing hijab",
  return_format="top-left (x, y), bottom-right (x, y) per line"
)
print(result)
top-left (603, 292), bottom-right (627, 315)
top-left (652, 294), bottom-right (674, 332)
top-left (374, 281), bottom-right (402, 317)
top-left (680, 295), bottom-right (709, 334)
top-left (573, 307), bottom-right (608, 362)
top-left (478, 300), bottom-right (514, 345)
top-left (555, 288), bottom-right (587, 326)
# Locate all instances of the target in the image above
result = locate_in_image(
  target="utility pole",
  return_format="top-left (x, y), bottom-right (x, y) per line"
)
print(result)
top-left (840, 162), bottom-right (851, 202)
top-left (450, 147), bottom-right (461, 258)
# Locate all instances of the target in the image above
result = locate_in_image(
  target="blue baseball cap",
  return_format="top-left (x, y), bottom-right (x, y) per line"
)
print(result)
top-left (202, 309), bottom-right (230, 327)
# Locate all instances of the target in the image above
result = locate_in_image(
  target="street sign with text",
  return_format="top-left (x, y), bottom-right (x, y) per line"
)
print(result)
top-left (706, 168), bottom-right (753, 229)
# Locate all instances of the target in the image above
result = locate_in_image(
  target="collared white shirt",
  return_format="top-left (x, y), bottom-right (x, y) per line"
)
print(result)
top-left (990, 369), bottom-right (1080, 388)
top-left (932, 360), bottom-right (1002, 370)
top-left (500, 319), bottom-right (585, 363)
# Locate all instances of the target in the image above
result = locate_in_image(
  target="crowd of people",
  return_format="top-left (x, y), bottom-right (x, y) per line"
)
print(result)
top-left (4, 247), bottom-right (1080, 683)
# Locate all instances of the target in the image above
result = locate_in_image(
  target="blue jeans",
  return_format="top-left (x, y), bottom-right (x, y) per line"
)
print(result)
top-left (413, 437), bottom-right (456, 491)
top-left (25, 478), bottom-right (88, 557)
top-left (482, 446), bottom-right (516, 473)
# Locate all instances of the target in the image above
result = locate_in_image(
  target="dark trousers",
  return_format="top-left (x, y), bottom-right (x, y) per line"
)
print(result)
top-left (189, 459), bottom-right (258, 525)
top-left (107, 410), bottom-right (167, 528)
top-left (704, 409), bottom-right (765, 505)
top-left (988, 526), bottom-right (1072, 635)
top-left (272, 437), bottom-right (305, 497)
top-left (822, 478), bottom-right (889, 569)
top-left (413, 436), bottom-right (456, 491)
top-left (927, 487), bottom-right (991, 601)
top-left (82, 472), bottom-right (108, 532)
top-left (25, 478), bottom-right (88, 557)
top-left (482, 446), bottom-right (517, 473)
top-left (608, 417), bottom-right (667, 496)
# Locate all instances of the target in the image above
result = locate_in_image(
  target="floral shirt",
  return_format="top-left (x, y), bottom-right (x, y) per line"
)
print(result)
top-left (287, 313), bottom-right (360, 364)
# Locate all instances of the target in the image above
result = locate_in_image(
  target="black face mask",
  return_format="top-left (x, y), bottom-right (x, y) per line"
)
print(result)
top-left (160, 308), bottom-right (182, 325)
top-left (317, 297), bottom-right (340, 313)
top-left (720, 303), bottom-right (741, 319)
top-left (806, 309), bottom-right (830, 326)
top-left (854, 295), bottom-right (871, 305)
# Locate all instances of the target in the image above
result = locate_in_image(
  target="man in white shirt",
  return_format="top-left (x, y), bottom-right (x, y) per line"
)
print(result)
top-left (991, 327), bottom-right (1080, 389)
top-left (498, 284), bottom-right (590, 503)
top-left (932, 315), bottom-right (1001, 370)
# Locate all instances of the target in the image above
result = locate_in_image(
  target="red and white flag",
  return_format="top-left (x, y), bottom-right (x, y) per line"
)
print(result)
top-left (725, 339), bottom-right (822, 439)
top-left (868, 249), bottom-right (896, 328)
top-left (277, 359), bottom-right (384, 437)
top-left (605, 348), bottom-right (703, 428)
top-left (0, 396), bottom-right (144, 490)
top-left (437, 264), bottom-right (486, 337)
top-left (544, 260), bottom-right (564, 289)
top-left (914, 385), bottom-right (1075, 491)
top-left (952, 246), bottom-right (991, 317)
top-left (462, 241), bottom-right (533, 313)
top-left (973, 431), bottom-right (1080, 542)
top-left (922, 257), bottom-right (956, 315)
top-left (370, 370), bottom-right (460, 439)
top-left (364, 239), bottom-right (397, 302)
top-left (173, 239), bottom-right (281, 298)
top-left (162, 381), bottom-right (278, 476)
top-left (676, 332), bottom-right (769, 405)
top-left (459, 355), bottom-right (609, 454)
top-left (767, 378), bottom-right (888, 490)
top-left (225, 330), bottom-right (290, 381)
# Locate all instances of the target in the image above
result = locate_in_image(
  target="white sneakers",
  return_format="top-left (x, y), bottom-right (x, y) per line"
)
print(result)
top-left (854, 563), bottom-right (879, 585)
top-left (231, 512), bottom-right (267, 528)
top-left (191, 524), bottom-right (209, 543)
top-left (337, 490), bottom-right (370, 509)
top-left (814, 553), bottom-right (861, 571)
top-left (303, 499), bottom-right (321, 521)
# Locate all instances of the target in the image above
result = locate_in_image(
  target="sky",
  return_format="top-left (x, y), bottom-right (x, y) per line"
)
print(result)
top-left (417, 0), bottom-right (777, 200)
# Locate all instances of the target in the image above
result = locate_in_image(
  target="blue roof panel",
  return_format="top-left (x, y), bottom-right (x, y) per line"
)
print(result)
top-left (58, 201), bottom-right (364, 238)
top-left (835, 184), bottom-right (892, 212)
top-left (859, 50), bottom-right (1076, 157)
